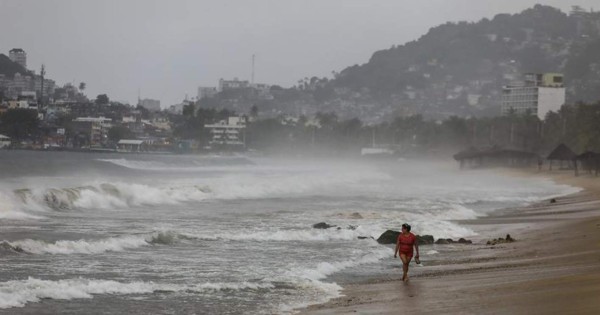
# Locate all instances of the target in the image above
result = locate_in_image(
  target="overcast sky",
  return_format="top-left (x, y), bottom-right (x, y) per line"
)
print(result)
top-left (0, 0), bottom-right (597, 106)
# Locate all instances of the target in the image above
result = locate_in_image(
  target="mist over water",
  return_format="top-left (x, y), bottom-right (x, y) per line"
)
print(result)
top-left (0, 151), bottom-right (578, 314)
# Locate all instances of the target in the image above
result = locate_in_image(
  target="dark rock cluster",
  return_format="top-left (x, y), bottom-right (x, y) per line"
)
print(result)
top-left (486, 234), bottom-right (516, 245)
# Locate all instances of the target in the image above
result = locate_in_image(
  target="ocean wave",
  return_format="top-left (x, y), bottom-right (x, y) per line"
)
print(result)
top-left (278, 248), bottom-right (391, 313)
top-left (0, 277), bottom-right (175, 309)
top-left (184, 226), bottom-right (377, 242)
top-left (10, 167), bottom-right (389, 211)
top-left (187, 281), bottom-right (275, 292)
top-left (296, 247), bottom-right (391, 281)
top-left (0, 277), bottom-right (275, 309)
top-left (0, 241), bottom-right (25, 253)
top-left (0, 192), bottom-right (44, 220)
top-left (3, 232), bottom-right (178, 255)
top-left (13, 183), bottom-right (210, 211)
top-left (325, 207), bottom-right (479, 239)
top-left (97, 157), bottom-right (257, 172)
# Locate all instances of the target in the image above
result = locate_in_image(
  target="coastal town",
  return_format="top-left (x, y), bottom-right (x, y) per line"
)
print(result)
top-left (0, 48), bottom-right (253, 153)
top-left (0, 47), bottom-right (579, 156)
top-left (1, 5), bottom-right (599, 159)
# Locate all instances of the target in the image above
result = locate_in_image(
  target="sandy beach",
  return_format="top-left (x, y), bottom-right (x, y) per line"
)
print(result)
top-left (299, 168), bottom-right (600, 315)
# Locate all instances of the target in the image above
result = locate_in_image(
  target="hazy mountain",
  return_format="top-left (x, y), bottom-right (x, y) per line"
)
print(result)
top-left (325, 4), bottom-right (600, 119)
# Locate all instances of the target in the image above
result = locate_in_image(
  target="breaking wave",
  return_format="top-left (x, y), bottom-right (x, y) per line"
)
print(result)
top-left (296, 247), bottom-right (391, 281)
top-left (278, 247), bottom-right (391, 312)
top-left (13, 183), bottom-right (210, 211)
top-left (0, 278), bottom-right (173, 309)
top-left (0, 277), bottom-right (276, 309)
top-left (97, 157), bottom-right (267, 172)
top-left (0, 192), bottom-right (43, 220)
top-left (9, 167), bottom-right (390, 212)
top-left (2, 231), bottom-right (178, 255)
top-left (184, 226), bottom-right (376, 242)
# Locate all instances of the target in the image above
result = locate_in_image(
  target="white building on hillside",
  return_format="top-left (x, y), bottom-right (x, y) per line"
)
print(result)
top-left (9, 48), bottom-right (27, 68)
top-left (205, 116), bottom-right (247, 148)
top-left (218, 78), bottom-right (249, 91)
top-left (501, 73), bottom-right (566, 120)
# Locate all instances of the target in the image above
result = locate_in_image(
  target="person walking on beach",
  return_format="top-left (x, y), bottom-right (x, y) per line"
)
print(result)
top-left (394, 223), bottom-right (419, 282)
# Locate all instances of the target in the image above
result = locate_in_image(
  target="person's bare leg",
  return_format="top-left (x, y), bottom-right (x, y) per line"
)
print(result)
top-left (400, 254), bottom-right (409, 281)
top-left (400, 254), bottom-right (413, 282)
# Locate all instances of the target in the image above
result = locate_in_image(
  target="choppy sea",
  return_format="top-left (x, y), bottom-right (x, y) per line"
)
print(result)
top-left (0, 151), bottom-right (579, 314)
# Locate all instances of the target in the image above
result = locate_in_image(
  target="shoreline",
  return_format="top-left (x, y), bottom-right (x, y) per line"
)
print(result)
top-left (298, 168), bottom-right (600, 314)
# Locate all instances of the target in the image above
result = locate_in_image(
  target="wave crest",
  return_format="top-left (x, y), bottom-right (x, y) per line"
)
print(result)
top-left (185, 227), bottom-right (375, 242)
top-left (0, 277), bottom-right (174, 309)
top-left (0, 277), bottom-right (275, 309)
top-left (3, 231), bottom-right (180, 255)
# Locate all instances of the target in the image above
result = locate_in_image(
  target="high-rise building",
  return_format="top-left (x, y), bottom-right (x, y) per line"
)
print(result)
top-left (9, 48), bottom-right (27, 69)
top-left (218, 78), bottom-right (249, 91)
top-left (197, 86), bottom-right (217, 100)
top-left (501, 73), bottom-right (565, 120)
top-left (138, 98), bottom-right (161, 112)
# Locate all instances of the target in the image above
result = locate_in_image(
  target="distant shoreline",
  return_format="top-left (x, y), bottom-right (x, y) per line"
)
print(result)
top-left (298, 167), bottom-right (600, 314)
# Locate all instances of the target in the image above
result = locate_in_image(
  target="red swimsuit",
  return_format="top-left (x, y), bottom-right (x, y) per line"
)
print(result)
top-left (397, 232), bottom-right (416, 258)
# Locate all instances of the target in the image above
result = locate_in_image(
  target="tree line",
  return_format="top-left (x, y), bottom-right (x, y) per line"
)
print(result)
top-left (242, 101), bottom-right (600, 157)
top-left (2, 100), bottom-right (599, 156)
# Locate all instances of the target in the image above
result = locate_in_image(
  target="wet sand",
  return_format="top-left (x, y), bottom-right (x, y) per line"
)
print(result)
top-left (299, 169), bottom-right (600, 315)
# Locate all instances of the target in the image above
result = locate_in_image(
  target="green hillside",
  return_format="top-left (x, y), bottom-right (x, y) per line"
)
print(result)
top-left (327, 5), bottom-right (600, 117)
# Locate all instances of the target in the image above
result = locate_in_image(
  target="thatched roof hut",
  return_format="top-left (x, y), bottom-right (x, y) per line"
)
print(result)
top-left (576, 151), bottom-right (600, 176)
top-left (546, 143), bottom-right (577, 171)
top-left (576, 151), bottom-right (598, 160)
top-left (547, 143), bottom-right (576, 161)
top-left (453, 147), bottom-right (480, 161)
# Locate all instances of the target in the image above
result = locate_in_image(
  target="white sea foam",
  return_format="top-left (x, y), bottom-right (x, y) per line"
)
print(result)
top-left (404, 217), bottom-right (476, 239)
top-left (426, 250), bottom-right (439, 255)
top-left (13, 166), bottom-right (390, 211)
top-left (0, 277), bottom-right (175, 309)
top-left (330, 207), bottom-right (478, 239)
top-left (186, 226), bottom-right (377, 242)
top-left (188, 282), bottom-right (275, 292)
top-left (5, 232), bottom-right (176, 255)
top-left (278, 247), bottom-right (391, 313)
top-left (0, 192), bottom-right (43, 220)
top-left (297, 248), bottom-right (391, 281)
top-left (0, 277), bottom-right (274, 309)
top-left (15, 183), bottom-right (209, 211)
top-left (9, 237), bottom-right (148, 255)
